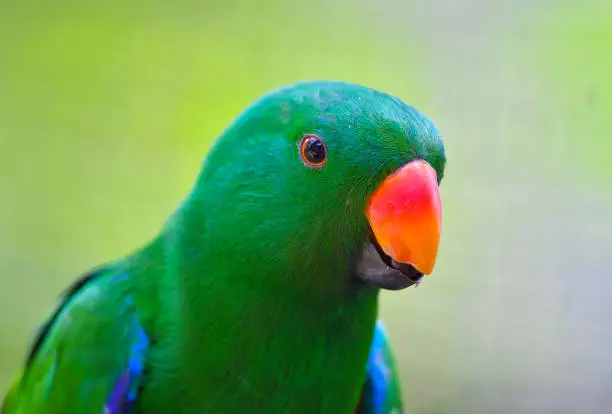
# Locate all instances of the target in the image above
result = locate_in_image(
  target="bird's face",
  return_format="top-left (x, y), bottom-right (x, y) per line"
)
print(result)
top-left (199, 82), bottom-right (445, 293)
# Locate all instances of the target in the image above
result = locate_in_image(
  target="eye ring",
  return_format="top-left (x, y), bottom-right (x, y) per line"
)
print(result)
top-left (299, 134), bottom-right (327, 169)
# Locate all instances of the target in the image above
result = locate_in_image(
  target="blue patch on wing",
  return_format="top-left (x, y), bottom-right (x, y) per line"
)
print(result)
top-left (359, 320), bottom-right (403, 414)
top-left (104, 320), bottom-right (149, 414)
top-left (364, 321), bottom-right (392, 414)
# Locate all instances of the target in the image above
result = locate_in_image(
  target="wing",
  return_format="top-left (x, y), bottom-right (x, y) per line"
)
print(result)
top-left (357, 321), bottom-right (404, 414)
top-left (2, 270), bottom-right (149, 414)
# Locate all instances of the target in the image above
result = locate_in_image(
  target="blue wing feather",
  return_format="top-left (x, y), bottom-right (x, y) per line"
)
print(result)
top-left (358, 321), bottom-right (403, 414)
top-left (105, 323), bottom-right (149, 414)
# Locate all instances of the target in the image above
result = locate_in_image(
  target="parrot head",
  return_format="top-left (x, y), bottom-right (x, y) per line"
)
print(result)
top-left (189, 81), bottom-right (445, 295)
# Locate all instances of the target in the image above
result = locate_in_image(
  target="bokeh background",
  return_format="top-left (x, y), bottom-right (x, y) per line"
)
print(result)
top-left (1, 1), bottom-right (611, 412)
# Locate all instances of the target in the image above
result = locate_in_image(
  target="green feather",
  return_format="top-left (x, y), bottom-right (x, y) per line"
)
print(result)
top-left (3, 269), bottom-right (150, 413)
top-left (3, 81), bottom-right (445, 413)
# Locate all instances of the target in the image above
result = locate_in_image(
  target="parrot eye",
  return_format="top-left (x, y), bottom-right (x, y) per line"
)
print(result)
top-left (299, 134), bottom-right (327, 169)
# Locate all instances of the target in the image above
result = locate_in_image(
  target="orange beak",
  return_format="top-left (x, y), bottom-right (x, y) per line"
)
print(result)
top-left (366, 160), bottom-right (442, 275)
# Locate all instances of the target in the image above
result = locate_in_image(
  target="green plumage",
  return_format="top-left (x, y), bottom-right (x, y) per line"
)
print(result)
top-left (3, 81), bottom-right (445, 413)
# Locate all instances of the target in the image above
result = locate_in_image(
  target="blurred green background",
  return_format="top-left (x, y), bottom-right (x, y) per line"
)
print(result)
top-left (1, 1), bottom-right (611, 412)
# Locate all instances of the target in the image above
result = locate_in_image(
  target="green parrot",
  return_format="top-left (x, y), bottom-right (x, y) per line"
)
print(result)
top-left (2, 81), bottom-right (446, 414)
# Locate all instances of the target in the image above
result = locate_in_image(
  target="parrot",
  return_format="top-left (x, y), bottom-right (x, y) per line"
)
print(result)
top-left (2, 80), bottom-right (446, 414)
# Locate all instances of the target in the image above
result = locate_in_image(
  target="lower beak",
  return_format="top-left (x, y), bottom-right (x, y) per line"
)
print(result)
top-left (366, 160), bottom-right (442, 275)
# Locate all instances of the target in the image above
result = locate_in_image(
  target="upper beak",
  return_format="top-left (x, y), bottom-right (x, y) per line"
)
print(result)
top-left (366, 160), bottom-right (442, 275)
